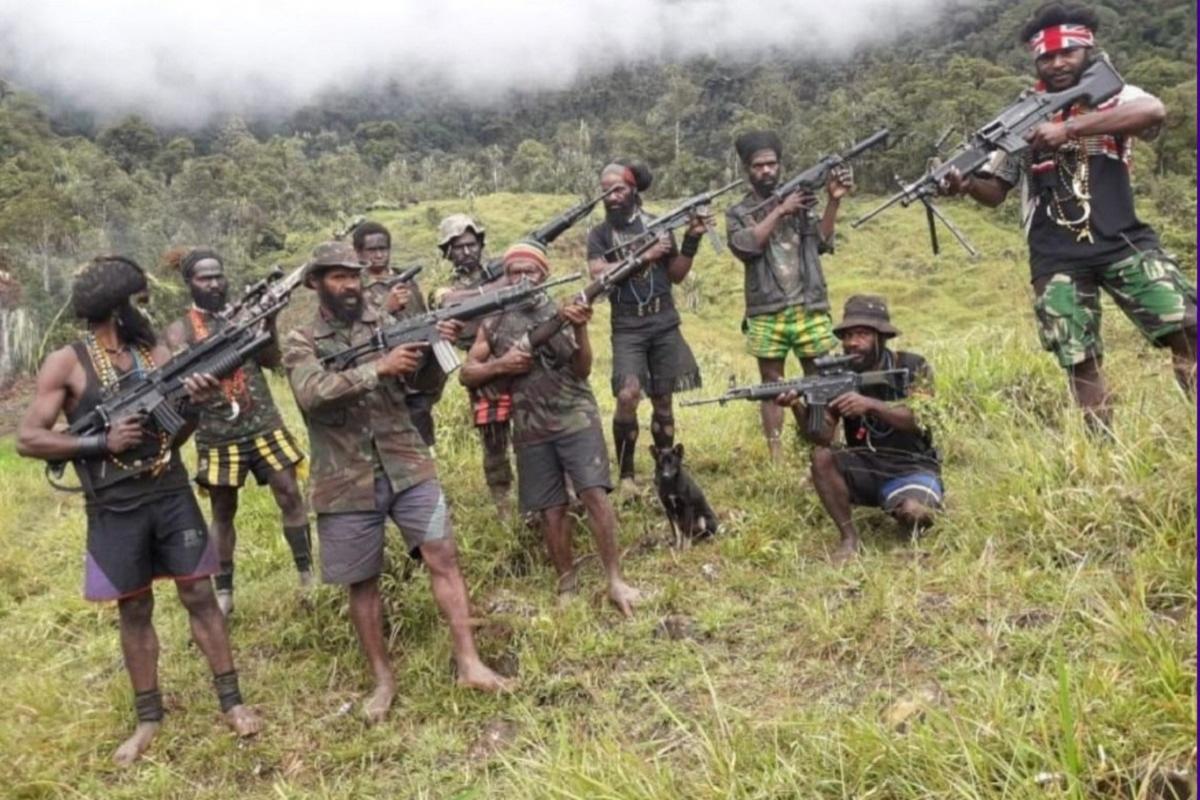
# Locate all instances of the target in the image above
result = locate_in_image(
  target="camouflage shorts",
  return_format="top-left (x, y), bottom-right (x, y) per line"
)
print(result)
top-left (1032, 250), bottom-right (1197, 368)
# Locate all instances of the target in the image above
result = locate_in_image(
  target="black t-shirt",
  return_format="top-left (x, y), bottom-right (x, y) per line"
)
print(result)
top-left (585, 211), bottom-right (678, 308)
top-left (840, 349), bottom-right (939, 473)
top-left (985, 84), bottom-right (1162, 280)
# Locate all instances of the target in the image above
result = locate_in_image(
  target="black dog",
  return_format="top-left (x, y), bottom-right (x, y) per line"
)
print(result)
top-left (650, 444), bottom-right (718, 548)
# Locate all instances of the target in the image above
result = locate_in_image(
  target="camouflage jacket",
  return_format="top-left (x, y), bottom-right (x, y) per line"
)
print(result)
top-left (726, 192), bottom-right (833, 317)
top-left (363, 268), bottom-right (429, 319)
top-left (177, 308), bottom-right (284, 447)
top-left (429, 262), bottom-right (499, 351)
top-left (482, 297), bottom-right (600, 448)
top-left (283, 306), bottom-right (444, 513)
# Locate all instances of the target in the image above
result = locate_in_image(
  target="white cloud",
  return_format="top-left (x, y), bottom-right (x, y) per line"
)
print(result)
top-left (0, 0), bottom-right (958, 126)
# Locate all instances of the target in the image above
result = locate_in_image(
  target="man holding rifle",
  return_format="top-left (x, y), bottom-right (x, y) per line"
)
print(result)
top-left (353, 219), bottom-right (441, 446)
top-left (726, 130), bottom-right (855, 462)
top-left (939, 3), bottom-right (1196, 428)
top-left (17, 255), bottom-right (262, 765)
top-left (775, 295), bottom-right (942, 564)
top-left (429, 213), bottom-right (516, 514)
top-left (461, 241), bottom-right (643, 616)
top-left (164, 247), bottom-right (311, 617)
top-left (283, 242), bottom-right (510, 722)
top-left (586, 161), bottom-right (708, 492)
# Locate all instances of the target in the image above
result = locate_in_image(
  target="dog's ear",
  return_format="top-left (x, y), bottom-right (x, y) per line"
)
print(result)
top-left (648, 445), bottom-right (658, 458)
top-left (673, 443), bottom-right (684, 459)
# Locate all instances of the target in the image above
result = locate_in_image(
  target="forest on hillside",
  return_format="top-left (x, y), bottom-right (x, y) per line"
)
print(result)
top-left (0, 0), bottom-right (1194, 380)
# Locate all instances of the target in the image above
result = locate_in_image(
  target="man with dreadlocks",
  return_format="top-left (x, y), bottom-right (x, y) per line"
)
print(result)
top-left (726, 130), bottom-right (854, 462)
top-left (428, 213), bottom-right (517, 515)
top-left (586, 161), bottom-right (708, 492)
top-left (940, 2), bottom-right (1196, 429)
top-left (164, 248), bottom-right (311, 617)
top-left (17, 256), bottom-right (262, 766)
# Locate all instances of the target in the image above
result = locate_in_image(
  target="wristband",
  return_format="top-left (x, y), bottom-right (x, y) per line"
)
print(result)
top-left (680, 234), bottom-right (702, 258)
top-left (76, 433), bottom-right (109, 458)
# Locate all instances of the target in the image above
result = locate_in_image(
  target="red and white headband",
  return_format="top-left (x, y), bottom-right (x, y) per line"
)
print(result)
top-left (1028, 24), bottom-right (1094, 57)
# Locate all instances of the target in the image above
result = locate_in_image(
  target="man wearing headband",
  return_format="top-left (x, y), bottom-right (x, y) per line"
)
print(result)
top-left (461, 241), bottom-right (643, 617)
top-left (940, 2), bottom-right (1195, 429)
top-left (351, 220), bottom-right (440, 448)
top-left (726, 129), bottom-right (855, 463)
top-left (164, 248), bottom-right (311, 617)
top-left (429, 213), bottom-right (517, 516)
top-left (586, 161), bottom-right (708, 493)
top-left (283, 242), bottom-right (510, 723)
top-left (18, 256), bottom-right (262, 765)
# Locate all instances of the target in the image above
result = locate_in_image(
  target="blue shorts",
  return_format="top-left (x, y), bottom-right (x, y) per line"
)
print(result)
top-left (833, 449), bottom-right (943, 512)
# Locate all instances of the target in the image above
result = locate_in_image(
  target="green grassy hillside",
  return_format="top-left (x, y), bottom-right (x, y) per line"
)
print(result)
top-left (1, 193), bottom-right (1195, 799)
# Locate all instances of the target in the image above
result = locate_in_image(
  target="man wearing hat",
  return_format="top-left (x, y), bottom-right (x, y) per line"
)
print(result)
top-left (727, 130), bottom-right (855, 462)
top-left (17, 255), bottom-right (261, 765)
top-left (164, 247), bottom-right (311, 617)
top-left (428, 213), bottom-right (517, 515)
top-left (461, 241), bottom-right (643, 617)
top-left (351, 219), bottom-right (439, 447)
top-left (586, 161), bottom-right (708, 492)
top-left (940, 2), bottom-right (1195, 428)
top-left (282, 242), bottom-right (511, 722)
top-left (779, 295), bottom-right (942, 564)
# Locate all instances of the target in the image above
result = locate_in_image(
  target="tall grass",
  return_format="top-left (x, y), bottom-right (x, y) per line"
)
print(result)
top-left (0, 194), bottom-right (1194, 799)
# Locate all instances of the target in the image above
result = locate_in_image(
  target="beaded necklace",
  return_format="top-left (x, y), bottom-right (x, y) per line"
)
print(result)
top-left (1045, 135), bottom-right (1094, 243)
top-left (84, 331), bottom-right (173, 477)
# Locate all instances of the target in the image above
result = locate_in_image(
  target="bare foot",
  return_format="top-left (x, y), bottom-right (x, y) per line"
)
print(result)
top-left (362, 682), bottom-right (396, 725)
top-left (555, 568), bottom-right (580, 607)
top-left (112, 721), bottom-right (160, 767)
top-left (831, 539), bottom-right (860, 566)
top-left (607, 579), bottom-right (643, 617)
top-left (224, 704), bottom-right (263, 737)
top-left (455, 658), bottom-right (516, 693)
top-left (298, 569), bottom-right (315, 590)
top-left (216, 588), bottom-right (234, 617)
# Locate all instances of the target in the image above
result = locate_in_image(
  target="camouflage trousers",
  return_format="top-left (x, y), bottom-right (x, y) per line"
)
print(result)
top-left (1032, 250), bottom-right (1197, 369)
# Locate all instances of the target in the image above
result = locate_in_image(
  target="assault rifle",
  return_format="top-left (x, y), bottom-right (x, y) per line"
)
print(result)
top-left (320, 272), bottom-right (583, 372)
top-left (48, 263), bottom-right (308, 478)
top-left (473, 187), bottom-right (619, 285)
top-left (600, 179), bottom-right (744, 261)
top-left (852, 54), bottom-right (1125, 251)
top-left (737, 128), bottom-right (890, 219)
top-left (681, 354), bottom-right (910, 437)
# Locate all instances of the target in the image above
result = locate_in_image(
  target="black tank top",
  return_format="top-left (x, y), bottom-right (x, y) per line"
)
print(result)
top-left (66, 341), bottom-right (190, 511)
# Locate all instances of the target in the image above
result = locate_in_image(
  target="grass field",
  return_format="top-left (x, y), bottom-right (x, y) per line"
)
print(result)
top-left (1, 192), bottom-right (1195, 799)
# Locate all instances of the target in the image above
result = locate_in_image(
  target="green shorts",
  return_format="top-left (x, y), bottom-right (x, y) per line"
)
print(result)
top-left (743, 306), bottom-right (837, 361)
top-left (1033, 250), bottom-right (1197, 369)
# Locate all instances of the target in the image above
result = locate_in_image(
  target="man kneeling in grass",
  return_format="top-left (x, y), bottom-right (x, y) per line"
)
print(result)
top-left (460, 241), bottom-right (643, 616)
top-left (778, 295), bottom-right (943, 564)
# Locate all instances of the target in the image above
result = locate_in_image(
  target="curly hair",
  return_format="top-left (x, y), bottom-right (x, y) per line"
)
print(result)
top-left (178, 247), bottom-right (222, 282)
top-left (351, 221), bottom-right (391, 251)
top-left (71, 256), bottom-right (148, 322)
top-left (1019, 3), bottom-right (1100, 44)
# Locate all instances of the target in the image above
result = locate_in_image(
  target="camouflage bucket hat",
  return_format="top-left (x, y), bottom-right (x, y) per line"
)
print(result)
top-left (833, 294), bottom-right (900, 338)
top-left (304, 241), bottom-right (365, 286)
top-left (436, 213), bottom-right (486, 251)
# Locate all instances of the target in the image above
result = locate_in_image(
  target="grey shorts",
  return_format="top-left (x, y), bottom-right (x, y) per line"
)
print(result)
top-left (516, 424), bottom-right (613, 513)
top-left (316, 476), bottom-right (452, 585)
